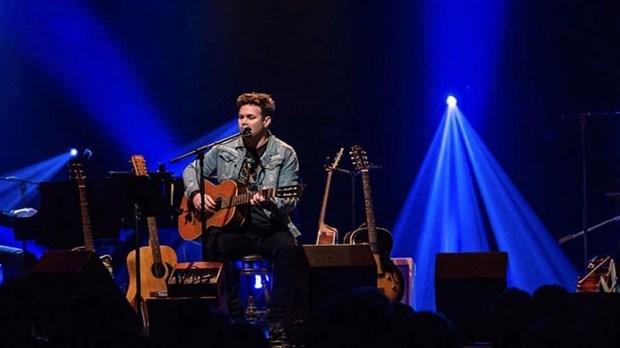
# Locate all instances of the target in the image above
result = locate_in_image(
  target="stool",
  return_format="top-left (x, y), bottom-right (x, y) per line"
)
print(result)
top-left (239, 254), bottom-right (272, 324)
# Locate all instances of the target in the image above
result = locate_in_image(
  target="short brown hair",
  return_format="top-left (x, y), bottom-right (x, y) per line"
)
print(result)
top-left (236, 92), bottom-right (275, 118)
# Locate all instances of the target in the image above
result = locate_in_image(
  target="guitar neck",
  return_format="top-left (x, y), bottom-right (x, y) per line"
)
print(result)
top-left (360, 170), bottom-right (378, 249)
top-left (317, 171), bottom-right (334, 231)
top-left (146, 216), bottom-right (163, 264)
top-left (220, 187), bottom-right (278, 209)
top-left (77, 182), bottom-right (95, 251)
top-left (359, 169), bottom-right (385, 275)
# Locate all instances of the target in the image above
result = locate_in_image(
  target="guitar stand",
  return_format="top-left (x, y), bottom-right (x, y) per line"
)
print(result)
top-left (333, 164), bottom-right (382, 231)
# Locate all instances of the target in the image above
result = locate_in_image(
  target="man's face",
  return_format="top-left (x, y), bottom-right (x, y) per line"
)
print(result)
top-left (238, 104), bottom-right (271, 137)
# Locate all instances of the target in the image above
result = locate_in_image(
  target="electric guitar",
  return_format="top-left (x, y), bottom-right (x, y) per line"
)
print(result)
top-left (68, 160), bottom-right (113, 276)
top-left (125, 155), bottom-right (178, 320)
top-left (346, 145), bottom-right (404, 301)
top-left (178, 180), bottom-right (304, 241)
top-left (316, 148), bottom-right (344, 245)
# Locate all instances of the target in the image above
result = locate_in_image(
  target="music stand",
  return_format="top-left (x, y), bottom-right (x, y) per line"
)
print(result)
top-left (106, 173), bottom-right (177, 330)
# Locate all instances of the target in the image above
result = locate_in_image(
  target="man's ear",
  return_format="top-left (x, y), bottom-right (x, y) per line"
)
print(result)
top-left (263, 115), bottom-right (272, 127)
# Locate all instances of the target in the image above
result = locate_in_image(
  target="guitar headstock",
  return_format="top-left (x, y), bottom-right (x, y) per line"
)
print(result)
top-left (69, 159), bottom-right (86, 185)
top-left (350, 145), bottom-right (370, 171)
top-left (131, 155), bottom-right (148, 177)
top-left (326, 148), bottom-right (345, 172)
top-left (275, 185), bottom-right (305, 199)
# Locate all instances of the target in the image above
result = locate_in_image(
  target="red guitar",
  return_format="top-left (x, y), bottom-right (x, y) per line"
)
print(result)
top-left (178, 180), bottom-right (303, 241)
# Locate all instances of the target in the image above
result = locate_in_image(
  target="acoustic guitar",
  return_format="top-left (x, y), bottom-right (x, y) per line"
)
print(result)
top-left (125, 155), bottom-right (178, 319)
top-left (178, 180), bottom-right (304, 241)
top-left (345, 145), bottom-right (404, 302)
top-left (68, 159), bottom-right (113, 276)
top-left (316, 148), bottom-right (344, 245)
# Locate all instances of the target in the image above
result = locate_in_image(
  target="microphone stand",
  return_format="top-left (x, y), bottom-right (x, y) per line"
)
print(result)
top-left (562, 110), bottom-right (620, 272)
top-left (558, 214), bottom-right (620, 245)
top-left (579, 114), bottom-right (589, 273)
top-left (170, 130), bottom-right (247, 260)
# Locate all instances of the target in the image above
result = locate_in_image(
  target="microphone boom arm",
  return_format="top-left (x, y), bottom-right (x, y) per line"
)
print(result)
top-left (558, 215), bottom-right (620, 244)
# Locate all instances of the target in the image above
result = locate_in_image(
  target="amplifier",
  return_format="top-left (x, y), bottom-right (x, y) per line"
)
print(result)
top-left (166, 261), bottom-right (224, 298)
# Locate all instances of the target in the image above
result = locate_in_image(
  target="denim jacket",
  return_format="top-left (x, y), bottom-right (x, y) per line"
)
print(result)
top-left (182, 133), bottom-right (301, 237)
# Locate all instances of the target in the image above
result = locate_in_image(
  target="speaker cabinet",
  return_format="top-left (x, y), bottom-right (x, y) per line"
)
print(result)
top-left (435, 252), bottom-right (508, 343)
top-left (299, 244), bottom-right (376, 314)
top-left (146, 297), bottom-right (216, 345)
top-left (287, 244), bottom-right (375, 344)
top-left (28, 250), bottom-right (141, 344)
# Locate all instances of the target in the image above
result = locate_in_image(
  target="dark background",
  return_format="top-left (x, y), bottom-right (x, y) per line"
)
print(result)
top-left (1, 0), bottom-right (620, 274)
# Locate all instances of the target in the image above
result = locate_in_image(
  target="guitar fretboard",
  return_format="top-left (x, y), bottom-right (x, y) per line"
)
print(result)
top-left (76, 182), bottom-right (94, 251)
top-left (221, 187), bottom-right (279, 209)
top-left (360, 169), bottom-right (379, 253)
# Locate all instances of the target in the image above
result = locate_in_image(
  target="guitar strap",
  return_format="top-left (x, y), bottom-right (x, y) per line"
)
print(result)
top-left (238, 144), bottom-right (271, 231)
top-left (239, 146), bottom-right (265, 189)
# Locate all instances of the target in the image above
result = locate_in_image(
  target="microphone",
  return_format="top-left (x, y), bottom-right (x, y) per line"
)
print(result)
top-left (241, 126), bottom-right (253, 137)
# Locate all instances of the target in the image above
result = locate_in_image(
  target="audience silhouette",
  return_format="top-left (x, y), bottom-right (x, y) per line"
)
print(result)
top-left (5, 267), bottom-right (620, 348)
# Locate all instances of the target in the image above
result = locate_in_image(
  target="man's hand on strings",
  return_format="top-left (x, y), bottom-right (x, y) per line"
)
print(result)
top-left (192, 193), bottom-right (217, 213)
top-left (250, 192), bottom-right (267, 206)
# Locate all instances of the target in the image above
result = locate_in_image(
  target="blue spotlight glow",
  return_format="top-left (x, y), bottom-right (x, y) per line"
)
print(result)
top-left (12, 1), bottom-right (179, 162)
top-left (393, 106), bottom-right (578, 311)
top-left (69, 148), bottom-right (78, 158)
top-left (0, 152), bottom-right (72, 257)
top-left (0, 152), bottom-right (73, 211)
top-left (446, 95), bottom-right (457, 108)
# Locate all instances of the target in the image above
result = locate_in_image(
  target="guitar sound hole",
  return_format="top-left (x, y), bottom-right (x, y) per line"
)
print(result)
top-left (152, 263), bottom-right (166, 278)
top-left (214, 199), bottom-right (222, 211)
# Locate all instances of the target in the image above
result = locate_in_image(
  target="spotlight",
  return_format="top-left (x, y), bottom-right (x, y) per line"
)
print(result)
top-left (69, 148), bottom-right (78, 158)
top-left (446, 95), bottom-right (457, 108)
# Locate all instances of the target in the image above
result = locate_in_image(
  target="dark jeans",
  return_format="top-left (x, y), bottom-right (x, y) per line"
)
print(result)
top-left (207, 225), bottom-right (298, 322)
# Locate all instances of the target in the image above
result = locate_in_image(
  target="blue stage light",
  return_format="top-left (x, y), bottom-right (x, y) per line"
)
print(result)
top-left (69, 148), bottom-right (78, 158)
top-left (393, 105), bottom-right (578, 311)
top-left (446, 95), bottom-right (457, 108)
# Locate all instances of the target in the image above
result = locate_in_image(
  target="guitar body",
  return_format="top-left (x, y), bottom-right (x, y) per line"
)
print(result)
top-left (345, 227), bottom-right (404, 301)
top-left (377, 262), bottom-right (405, 302)
top-left (125, 245), bottom-right (177, 310)
top-left (178, 180), bottom-right (248, 240)
top-left (178, 179), bottom-right (302, 241)
top-left (317, 223), bottom-right (338, 245)
top-left (204, 180), bottom-right (248, 231)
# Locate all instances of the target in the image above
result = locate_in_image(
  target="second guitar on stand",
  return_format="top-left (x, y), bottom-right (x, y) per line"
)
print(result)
top-left (125, 155), bottom-right (178, 327)
top-left (344, 145), bottom-right (404, 302)
top-left (316, 148), bottom-right (344, 245)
